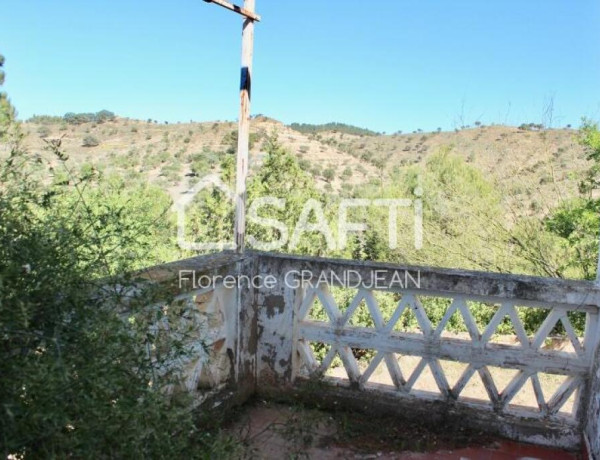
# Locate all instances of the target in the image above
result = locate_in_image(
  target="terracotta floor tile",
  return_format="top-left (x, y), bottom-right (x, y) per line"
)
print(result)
top-left (227, 403), bottom-right (581, 460)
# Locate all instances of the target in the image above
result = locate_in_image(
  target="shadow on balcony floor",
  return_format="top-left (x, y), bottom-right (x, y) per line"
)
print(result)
top-left (224, 400), bottom-right (581, 459)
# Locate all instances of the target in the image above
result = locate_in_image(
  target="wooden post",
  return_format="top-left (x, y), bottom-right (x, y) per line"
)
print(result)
top-left (234, 0), bottom-right (255, 253)
top-left (203, 0), bottom-right (259, 253)
top-left (203, 0), bottom-right (261, 21)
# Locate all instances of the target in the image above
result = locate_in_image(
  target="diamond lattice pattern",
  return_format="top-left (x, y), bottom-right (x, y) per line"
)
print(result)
top-left (297, 286), bottom-right (587, 418)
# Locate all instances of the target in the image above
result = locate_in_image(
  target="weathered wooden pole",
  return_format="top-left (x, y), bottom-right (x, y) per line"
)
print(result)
top-left (234, 0), bottom-right (255, 253)
top-left (204, 0), bottom-right (260, 253)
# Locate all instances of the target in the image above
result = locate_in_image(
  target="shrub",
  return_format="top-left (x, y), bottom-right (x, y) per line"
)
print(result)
top-left (82, 135), bottom-right (100, 147)
top-left (360, 151), bottom-right (373, 161)
top-left (79, 162), bottom-right (95, 178)
top-left (298, 158), bottom-right (311, 170)
top-left (323, 167), bottom-right (335, 182)
top-left (191, 158), bottom-right (210, 176)
top-left (0, 122), bottom-right (205, 456)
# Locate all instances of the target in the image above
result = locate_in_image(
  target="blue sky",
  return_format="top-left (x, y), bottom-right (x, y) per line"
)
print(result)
top-left (2, 0), bottom-right (599, 133)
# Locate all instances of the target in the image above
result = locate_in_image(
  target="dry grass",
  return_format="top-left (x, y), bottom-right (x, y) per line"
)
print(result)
top-left (6, 118), bottom-right (587, 218)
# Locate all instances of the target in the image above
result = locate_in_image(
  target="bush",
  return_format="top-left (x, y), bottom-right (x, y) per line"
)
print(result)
top-left (191, 157), bottom-right (210, 176)
top-left (298, 158), bottom-right (311, 170)
top-left (323, 167), bottom-right (335, 181)
top-left (82, 135), bottom-right (100, 147)
top-left (79, 162), bottom-right (95, 178)
top-left (0, 121), bottom-right (205, 456)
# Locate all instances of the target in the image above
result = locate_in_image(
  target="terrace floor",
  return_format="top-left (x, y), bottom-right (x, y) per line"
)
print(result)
top-left (224, 400), bottom-right (582, 459)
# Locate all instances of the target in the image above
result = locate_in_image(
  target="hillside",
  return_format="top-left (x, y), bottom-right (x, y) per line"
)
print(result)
top-left (308, 124), bottom-right (588, 217)
top-left (8, 116), bottom-right (588, 218)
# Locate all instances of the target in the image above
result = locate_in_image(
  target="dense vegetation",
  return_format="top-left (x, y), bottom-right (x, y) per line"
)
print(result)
top-left (28, 110), bottom-right (116, 125)
top-left (0, 56), bottom-right (237, 458)
top-left (289, 121), bottom-right (379, 136)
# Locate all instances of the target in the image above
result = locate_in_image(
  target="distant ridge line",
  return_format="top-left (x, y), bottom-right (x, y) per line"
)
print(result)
top-left (288, 122), bottom-right (379, 136)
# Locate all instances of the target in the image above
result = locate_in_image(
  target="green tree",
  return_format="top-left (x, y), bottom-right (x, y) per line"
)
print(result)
top-left (0, 68), bottom-right (206, 456)
top-left (536, 120), bottom-right (600, 280)
top-left (0, 145), bottom-right (197, 457)
top-left (0, 54), bottom-right (16, 140)
top-left (247, 133), bottom-right (332, 255)
top-left (95, 109), bottom-right (116, 123)
top-left (578, 119), bottom-right (600, 195)
top-left (544, 199), bottom-right (599, 279)
top-left (349, 146), bottom-right (512, 271)
top-left (183, 131), bottom-right (334, 255)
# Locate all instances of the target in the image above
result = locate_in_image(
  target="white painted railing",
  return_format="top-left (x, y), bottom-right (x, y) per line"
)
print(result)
top-left (295, 283), bottom-right (598, 423)
top-left (137, 251), bottom-right (600, 452)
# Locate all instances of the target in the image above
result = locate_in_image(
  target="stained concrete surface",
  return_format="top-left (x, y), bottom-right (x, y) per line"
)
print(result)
top-left (225, 401), bottom-right (581, 460)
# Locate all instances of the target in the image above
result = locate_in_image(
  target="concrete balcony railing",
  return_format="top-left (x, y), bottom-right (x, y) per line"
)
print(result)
top-left (137, 251), bottom-right (600, 457)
